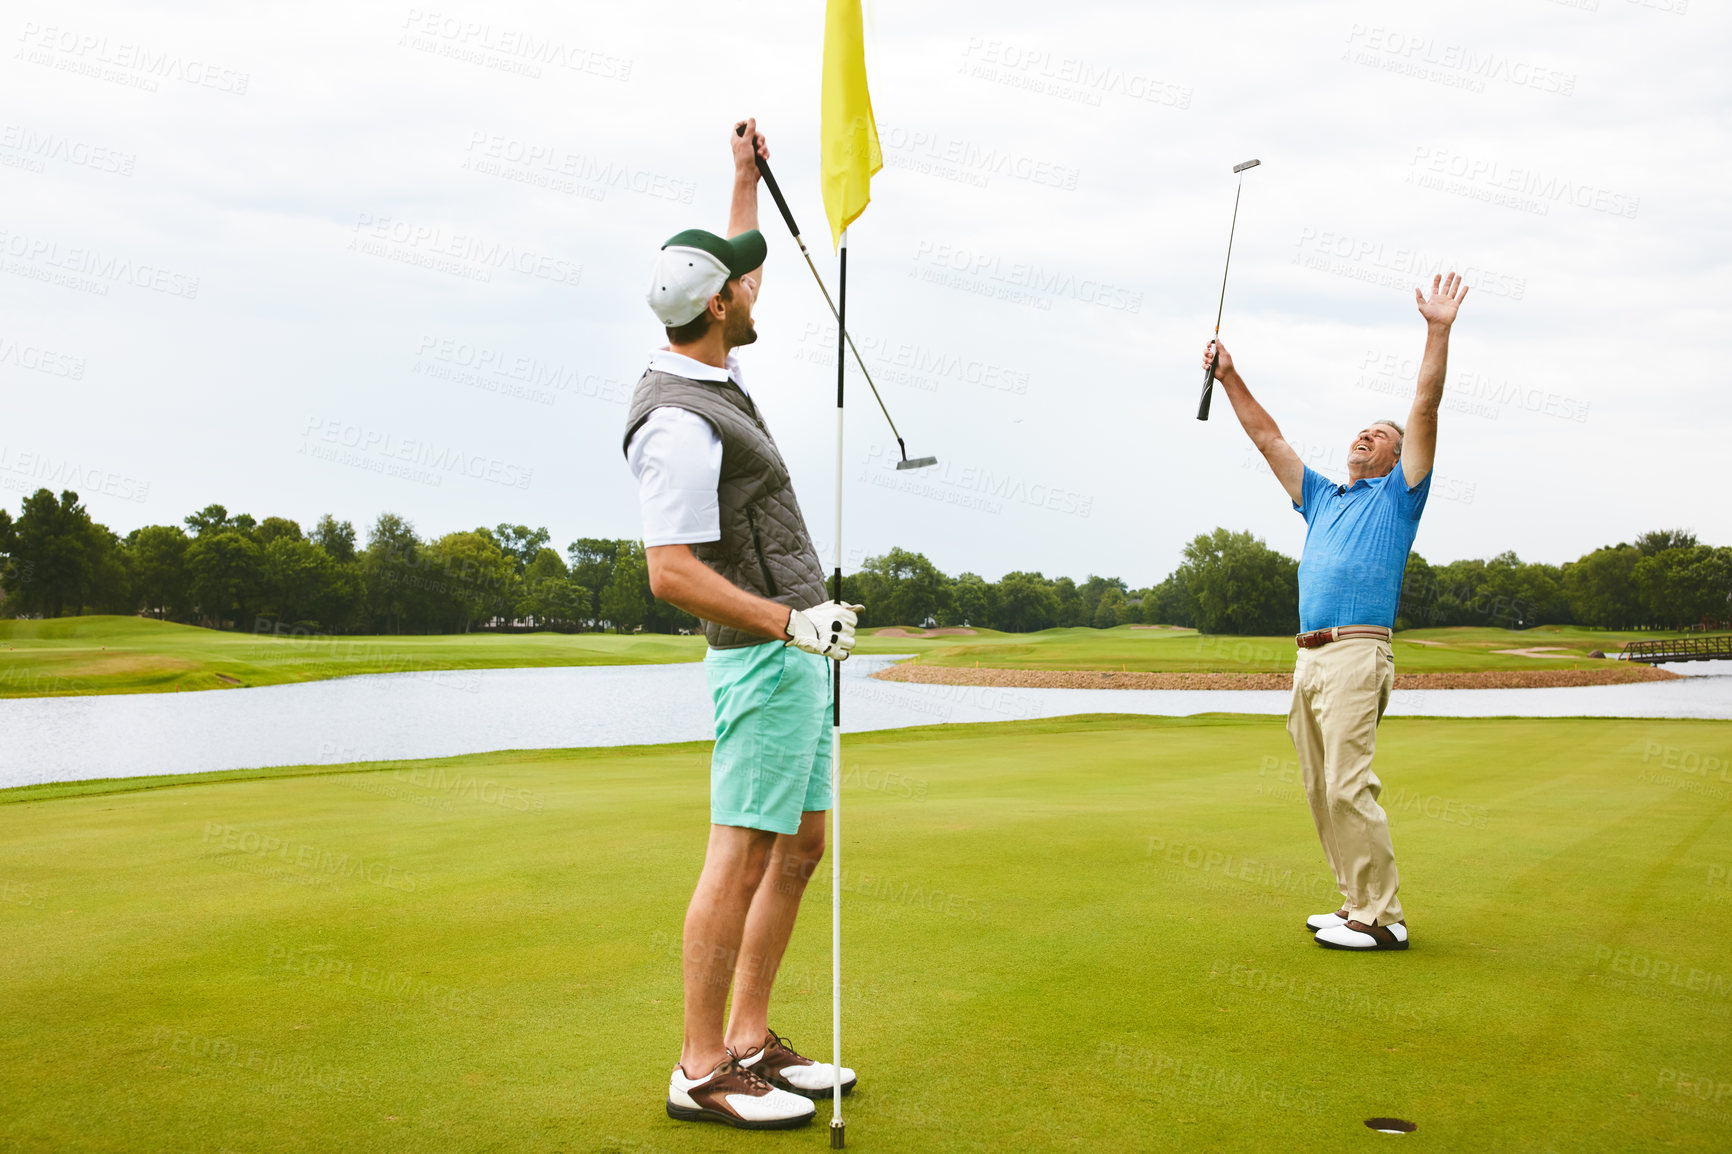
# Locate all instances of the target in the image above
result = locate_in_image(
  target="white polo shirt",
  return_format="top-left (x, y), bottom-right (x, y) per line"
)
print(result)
top-left (626, 348), bottom-right (743, 547)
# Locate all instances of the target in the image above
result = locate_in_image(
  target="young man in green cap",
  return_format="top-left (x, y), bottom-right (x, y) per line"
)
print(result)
top-left (625, 118), bottom-right (861, 1131)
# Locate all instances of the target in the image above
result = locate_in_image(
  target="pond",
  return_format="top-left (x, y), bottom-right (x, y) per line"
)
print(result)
top-left (2, 657), bottom-right (1728, 789)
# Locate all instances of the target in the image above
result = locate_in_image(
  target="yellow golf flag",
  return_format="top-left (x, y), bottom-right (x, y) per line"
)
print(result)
top-left (821, 0), bottom-right (881, 249)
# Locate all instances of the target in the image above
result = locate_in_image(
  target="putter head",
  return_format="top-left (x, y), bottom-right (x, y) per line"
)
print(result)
top-left (1233, 159), bottom-right (1261, 173)
top-left (896, 456), bottom-right (938, 471)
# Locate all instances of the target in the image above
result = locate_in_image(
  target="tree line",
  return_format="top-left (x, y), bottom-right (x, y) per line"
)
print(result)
top-left (850, 527), bottom-right (1731, 634)
top-left (0, 487), bottom-right (1725, 634)
top-left (0, 490), bottom-right (691, 634)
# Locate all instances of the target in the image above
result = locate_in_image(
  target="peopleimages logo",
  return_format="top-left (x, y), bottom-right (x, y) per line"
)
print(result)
top-left (300, 417), bottom-right (534, 490)
top-left (1409, 146), bottom-right (1640, 220)
top-left (911, 239), bottom-right (1142, 313)
top-left (0, 445), bottom-right (146, 502)
top-left (0, 335), bottom-right (85, 380)
top-left (0, 227), bottom-right (200, 298)
top-left (1292, 228), bottom-right (1526, 301)
top-left (348, 213), bottom-right (582, 287)
top-left (15, 22), bottom-right (251, 95)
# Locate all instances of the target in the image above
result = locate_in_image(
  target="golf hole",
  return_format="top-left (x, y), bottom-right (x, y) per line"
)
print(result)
top-left (1364, 1118), bottom-right (1418, 1134)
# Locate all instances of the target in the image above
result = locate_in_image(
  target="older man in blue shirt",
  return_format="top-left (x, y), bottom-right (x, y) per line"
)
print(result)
top-left (1204, 272), bottom-right (1470, 951)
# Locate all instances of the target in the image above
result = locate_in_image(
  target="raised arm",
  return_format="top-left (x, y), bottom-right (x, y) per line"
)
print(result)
top-left (1402, 272), bottom-right (1469, 486)
top-left (1205, 340), bottom-right (1304, 506)
top-left (729, 119), bottom-right (767, 286)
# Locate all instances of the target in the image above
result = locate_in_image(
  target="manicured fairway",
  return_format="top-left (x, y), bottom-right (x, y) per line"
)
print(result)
top-left (3, 715), bottom-right (1729, 1152)
top-left (0, 617), bottom-right (1684, 699)
top-left (0, 615), bottom-right (706, 697)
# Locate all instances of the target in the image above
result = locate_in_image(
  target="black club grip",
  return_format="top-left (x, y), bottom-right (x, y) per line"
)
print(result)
top-left (1198, 347), bottom-right (1218, 420)
top-left (735, 122), bottom-right (802, 240)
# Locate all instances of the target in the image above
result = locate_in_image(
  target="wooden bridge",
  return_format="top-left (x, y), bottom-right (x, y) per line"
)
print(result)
top-left (1618, 634), bottom-right (1732, 664)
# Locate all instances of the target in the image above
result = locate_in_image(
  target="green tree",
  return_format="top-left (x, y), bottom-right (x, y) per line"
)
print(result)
top-left (493, 524), bottom-right (551, 574)
top-left (1053, 576), bottom-right (1082, 627)
top-left (519, 547), bottom-right (589, 626)
top-left (424, 531), bottom-right (516, 632)
top-left (1633, 546), bottom-right (1732, 629)
top-left (311, 515), bottom-right (358, 563)
top-left (187, 531), bottom-right (263, 629)
top-left (1141, 571), bottom-right (1195, 627)
top-left (1180, 528), bottom-right (1299, 635)
top-left (127, 525), bottom-right (192, 620)
top-left (184, 504), bottom-right (257, 538)
top-left (255, 517), bottom-right (303, 545)
top-left (260, 537), bottom-right (354, 629)
top-left (994, 571), bottom-right (1060, 632)
top-left (600, 544), bottom-right (650, 632)
top-left (949, 572), bottom-right (996, 628)
top-left (1475, 553), bottom-right (1565, 629)
top-left (1562, 545), bottom-right (1642, 628)
top-left (568, 538), bottom-right (621, 629)
top-left (362, 513), bottom-right (424, 633)
top-left (1092, 586), bottom-right (1129, 628)
top-left (4, 489), bottom-right (103, 617)
top-left (1078, 576), bottom-right (1127, 627)
top-left (1635, 529), bottom-right (1697, 556)
top-left (84, 525), bottom-right (133, 614)
top-left (1396, 553), bottom-right (1437, 629)
top-left (854, 547), bottom-right (950, 627)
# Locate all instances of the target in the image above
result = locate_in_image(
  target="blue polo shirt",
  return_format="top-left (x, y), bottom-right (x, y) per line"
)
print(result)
top-left (1294, 465), bottom-right (1430, 632)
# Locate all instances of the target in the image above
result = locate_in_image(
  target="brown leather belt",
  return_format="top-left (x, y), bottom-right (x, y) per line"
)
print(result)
top-left (1295, 625), bottom-right (1393, 649)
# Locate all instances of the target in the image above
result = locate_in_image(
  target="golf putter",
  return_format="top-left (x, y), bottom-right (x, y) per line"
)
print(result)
top-left (1199, 158), bottom-right (1261, 420)
top-left (734, 122), bottom-right (936, 470)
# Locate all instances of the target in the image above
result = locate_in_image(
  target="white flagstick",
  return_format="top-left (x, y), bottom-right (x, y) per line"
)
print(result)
top-left (829, 227), bottom-right (847, 1150)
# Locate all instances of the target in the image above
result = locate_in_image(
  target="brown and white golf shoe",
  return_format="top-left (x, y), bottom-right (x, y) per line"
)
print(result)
top-left (666, 1052), bottom-right (816, 1129)
top-left (1314, 919), bottom-right (1409, 951)
top-left (737, 1029), bottom-right (858, 1100)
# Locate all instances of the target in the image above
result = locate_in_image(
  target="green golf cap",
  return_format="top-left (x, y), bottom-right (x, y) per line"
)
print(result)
top-left (665, 228), bottom-right (766, 276)
top-left (646, 228), bottom-right (768, 326)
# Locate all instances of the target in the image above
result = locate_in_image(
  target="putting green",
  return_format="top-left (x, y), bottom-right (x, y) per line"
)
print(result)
top-left (0, 618), bottom-right (1682, 699)
top-left (3, 715), bottom-right (1728, 1151)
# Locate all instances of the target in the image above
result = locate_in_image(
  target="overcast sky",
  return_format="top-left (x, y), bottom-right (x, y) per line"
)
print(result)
top-left (4, 0), bottom-right (1727, 587)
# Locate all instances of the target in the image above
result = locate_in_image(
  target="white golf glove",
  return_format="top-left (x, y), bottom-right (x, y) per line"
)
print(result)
top-left (786, 601), bottom-right (864, 661)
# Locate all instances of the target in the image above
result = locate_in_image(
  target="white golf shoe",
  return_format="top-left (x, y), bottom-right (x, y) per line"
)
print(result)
top-left (666, 1052), bottom-right (815, 1129)
top-left (737, 1029), bottom-right (857, 1100)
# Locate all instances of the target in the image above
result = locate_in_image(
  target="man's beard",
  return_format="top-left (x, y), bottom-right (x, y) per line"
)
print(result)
top-left (724, 313), bottom-right (758, 347)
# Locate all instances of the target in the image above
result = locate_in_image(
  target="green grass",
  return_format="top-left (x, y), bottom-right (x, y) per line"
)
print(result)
top-left (2, 715), bottom-right (1728, 1151)
top-left (864, 623), bottom-right (1692, 675)
top-left (0, 617), bottom-right (1701, 699)
top-left (0, 615), bottom-right (706, 697)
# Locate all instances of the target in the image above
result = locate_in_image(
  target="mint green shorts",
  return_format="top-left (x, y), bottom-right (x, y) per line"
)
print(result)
top-left (704, 641), bottom-right (834, 834)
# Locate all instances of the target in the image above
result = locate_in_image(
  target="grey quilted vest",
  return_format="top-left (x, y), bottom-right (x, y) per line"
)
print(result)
top-left (623, 369), bottom-right (828, 649)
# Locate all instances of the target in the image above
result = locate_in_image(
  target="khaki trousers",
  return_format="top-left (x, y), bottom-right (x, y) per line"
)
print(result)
top-left (1286, 636), bottom-right (1403, 926)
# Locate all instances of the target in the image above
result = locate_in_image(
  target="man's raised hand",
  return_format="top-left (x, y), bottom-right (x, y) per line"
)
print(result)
top-left (1416, 272), bottom-right (1468, 328)
top-left (732, 118), bottom-right (768, 176)
top-left (1203, 339), bottom-right (1235, 381)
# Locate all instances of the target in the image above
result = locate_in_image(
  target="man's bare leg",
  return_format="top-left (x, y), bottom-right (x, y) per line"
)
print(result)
top-left (724, 809), bottom-right (826, 1052)
top-left (680, 823), bottom-right (776, 1075)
